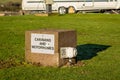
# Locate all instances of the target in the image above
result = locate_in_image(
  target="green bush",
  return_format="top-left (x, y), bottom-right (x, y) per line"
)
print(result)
top-left (0, 1), bottom-right (21, 11)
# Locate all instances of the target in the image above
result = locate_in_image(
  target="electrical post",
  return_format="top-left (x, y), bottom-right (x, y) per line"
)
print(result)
top-left (45, 0), bottom-right (53, 14)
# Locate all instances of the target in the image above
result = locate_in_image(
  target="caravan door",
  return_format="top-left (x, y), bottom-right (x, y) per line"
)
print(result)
top-left (84, 0), bottom-right (94, 7)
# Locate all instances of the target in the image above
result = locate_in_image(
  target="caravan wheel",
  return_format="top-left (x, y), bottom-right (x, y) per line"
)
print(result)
top-left (58, 7), bottom-right (67, 14)
top-left (68, 6), bottom-right (76, 14)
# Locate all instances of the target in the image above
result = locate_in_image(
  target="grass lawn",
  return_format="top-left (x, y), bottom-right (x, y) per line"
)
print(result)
top-left (0, 14), bottom-right (120, 80)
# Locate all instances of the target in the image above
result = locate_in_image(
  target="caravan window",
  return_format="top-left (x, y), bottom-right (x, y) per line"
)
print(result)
top-left (86, 0), bottom-right (93, 2)
top-left (78, 0), bottom-right (85, 2)
top-left (94, 0), bottom-right (109, 2)
top-left (27, 1), bottom-right (43, 3)
top-left (54, 0), bottom-right (84, 2)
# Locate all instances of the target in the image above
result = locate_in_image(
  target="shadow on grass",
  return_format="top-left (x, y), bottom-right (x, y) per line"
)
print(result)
top-left (76, 44), bottom-right (111, 61)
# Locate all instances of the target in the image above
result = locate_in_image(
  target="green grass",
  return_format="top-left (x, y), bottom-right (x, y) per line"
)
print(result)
top-left (0, 14), bottom-right (120, 80)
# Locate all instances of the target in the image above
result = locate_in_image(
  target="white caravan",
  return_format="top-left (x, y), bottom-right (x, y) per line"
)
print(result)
top-left (22, 0), bottom-right (120, 14)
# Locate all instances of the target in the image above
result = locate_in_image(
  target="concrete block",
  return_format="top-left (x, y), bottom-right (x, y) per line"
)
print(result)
top-left (25, 29), bottom-right (77, 67)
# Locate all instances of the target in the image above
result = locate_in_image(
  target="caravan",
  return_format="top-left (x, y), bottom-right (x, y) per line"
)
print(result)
top-left (22, 0), bottom-right (120, 14)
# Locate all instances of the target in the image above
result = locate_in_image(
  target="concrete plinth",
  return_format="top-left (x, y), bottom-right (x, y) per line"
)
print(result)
top-left (34, 13), bottom-right (49, 16)
top-left (25, 29), bottom-right (77, 67)
top-left (0, 13), bottom-right (5, 16)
